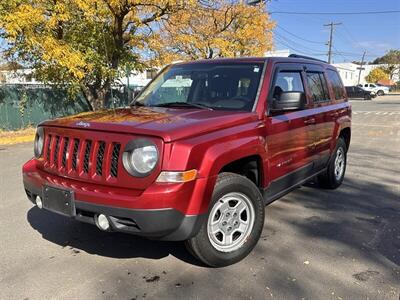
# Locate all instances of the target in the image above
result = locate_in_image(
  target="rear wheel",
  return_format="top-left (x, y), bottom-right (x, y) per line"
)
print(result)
top-left (364, 94), bottom-right (371, 100)
top-left (377, 90), bottom-right (384, 96)
top-left (318, 137), bottom-right (347, 189)
top-left (186, 172), bottom-right (264, 267)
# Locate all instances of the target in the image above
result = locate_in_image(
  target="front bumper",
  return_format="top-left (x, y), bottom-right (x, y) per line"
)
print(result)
top-left (23, 159), bottom-right (210, 241)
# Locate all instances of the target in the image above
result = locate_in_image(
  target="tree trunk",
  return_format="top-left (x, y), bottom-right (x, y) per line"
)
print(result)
top-left (81, 84), bottom-right (109, 111)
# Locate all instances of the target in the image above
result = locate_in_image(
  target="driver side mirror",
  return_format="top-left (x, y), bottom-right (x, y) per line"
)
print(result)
top-left (271, 91), bottom-right (306, 111)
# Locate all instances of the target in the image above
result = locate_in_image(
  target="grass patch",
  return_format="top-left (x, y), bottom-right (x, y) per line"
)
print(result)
top-left (0, 127), bottom-right (35, 145)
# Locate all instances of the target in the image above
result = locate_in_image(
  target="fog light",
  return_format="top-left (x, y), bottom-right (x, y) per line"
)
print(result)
top-left (96, 214), bottom-right (110, 231)
top-left (35, 196), bottom-right (43, 209)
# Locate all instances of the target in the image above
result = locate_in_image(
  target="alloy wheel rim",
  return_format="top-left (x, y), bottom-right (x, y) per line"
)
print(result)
top-left (207, 192), bottom-right (255, 252)
top-left (334, 147), bottom-right (345, 181)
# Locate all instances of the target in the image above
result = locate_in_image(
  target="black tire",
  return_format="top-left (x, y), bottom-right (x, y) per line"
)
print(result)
top-left (185, 172), bottom-right (264, 267)
top-left (377, 90), bottom-right (384, 96)
top-left (318, 137), bottom-right (347, 189)
top-left (364, 94), bottom-right (371, 100)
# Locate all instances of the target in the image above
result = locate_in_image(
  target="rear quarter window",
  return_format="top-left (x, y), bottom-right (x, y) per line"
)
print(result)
top-left (327, 69), bottom-right (346, 100)
top-left (306, 72), bottom-right (329, 103)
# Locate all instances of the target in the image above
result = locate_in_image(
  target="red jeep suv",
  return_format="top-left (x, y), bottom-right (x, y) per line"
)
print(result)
top-left (23, 55), bottom-right (351, 267)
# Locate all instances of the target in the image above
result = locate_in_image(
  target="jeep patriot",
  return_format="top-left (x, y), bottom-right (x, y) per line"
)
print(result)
top-left (23, 55), bottom-right (351, 267)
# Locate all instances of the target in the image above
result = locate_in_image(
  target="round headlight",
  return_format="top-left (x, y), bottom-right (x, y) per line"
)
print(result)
top-left (122, 139), bottom-right (158, 177)
top-left (34, 127), bottom-right (44, 158)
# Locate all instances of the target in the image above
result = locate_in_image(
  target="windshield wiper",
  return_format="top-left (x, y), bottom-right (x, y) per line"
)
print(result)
top-left (153, 102), bottom-right (214, 110)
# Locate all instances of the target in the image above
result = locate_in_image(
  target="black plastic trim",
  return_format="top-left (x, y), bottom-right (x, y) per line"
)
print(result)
top-left (23, 179), bottom-right (205, 241)
top-left (262, 163), bottom-right (325, 205)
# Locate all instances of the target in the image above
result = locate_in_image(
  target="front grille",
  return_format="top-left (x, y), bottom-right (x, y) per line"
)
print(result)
top-left (96, 141), bottom-right (106, 176)
top-left (44, 133), bottom-right (123, 180)
top-left (46, 134), bottom-right (52, 162)
top-left (72, 138), bottom-right (79, 170)
top-left (61, 137), bottom-right (69, 168)
top-left (53, 136), bottom-right (60, 167)
top-left (83, 140), bottom-right (92, 173)
top-left (110, 143), bottom-right (121, 178)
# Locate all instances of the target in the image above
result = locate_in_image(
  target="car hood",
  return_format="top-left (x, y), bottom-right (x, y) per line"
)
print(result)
top-left (41, 106), bottom-right (258, 142)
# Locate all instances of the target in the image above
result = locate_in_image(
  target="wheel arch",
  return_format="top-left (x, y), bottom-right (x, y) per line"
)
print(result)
top-left (339, 127), bottom-right (351, 151)
top-left (194, 137), bottom-right (267, 212)
top-left (219, 155), bottom-right (264, 188)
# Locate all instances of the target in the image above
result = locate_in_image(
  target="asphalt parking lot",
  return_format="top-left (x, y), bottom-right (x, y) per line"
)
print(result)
top-left (0, 95), bottom-right (399, 299)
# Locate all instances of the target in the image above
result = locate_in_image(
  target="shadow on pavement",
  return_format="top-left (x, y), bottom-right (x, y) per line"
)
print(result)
top-left (293, 176), bottom-right (400, 268)
top-left (27, 207), bottom-right (204, 267)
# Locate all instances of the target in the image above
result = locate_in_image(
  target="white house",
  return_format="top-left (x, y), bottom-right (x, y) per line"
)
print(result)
top-left (0, 67), bottom-right (41, 84)
top-left (118, 69), bottom-right (159, 89)
top-left (333, 62), bottom-right (399, 86)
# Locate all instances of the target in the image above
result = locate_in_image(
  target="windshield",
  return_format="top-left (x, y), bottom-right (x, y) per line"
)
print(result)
top-left (134, 62), bottom-right (264, 111)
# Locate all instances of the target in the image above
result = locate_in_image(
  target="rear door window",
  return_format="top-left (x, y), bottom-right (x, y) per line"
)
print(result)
top-left (327, 69), bottom-right (345, 100)
top-left (306, 72), bottom-right (329, 102)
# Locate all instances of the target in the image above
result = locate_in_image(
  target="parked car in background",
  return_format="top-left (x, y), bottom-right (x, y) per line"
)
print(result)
top-left (346, 86), bottom-right (376, 100)
top-left (358, 83), bottom-right (390, 96)
top-left (376, 83), bottom-right (392, 91)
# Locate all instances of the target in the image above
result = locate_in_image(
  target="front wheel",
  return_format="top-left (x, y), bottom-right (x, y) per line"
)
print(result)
top-left (186, 173), bottom-right (264, 267)
top-left (318, 137), bottom-right (347, 189)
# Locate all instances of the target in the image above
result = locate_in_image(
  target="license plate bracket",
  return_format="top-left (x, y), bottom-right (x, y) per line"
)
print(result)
top-left (42, 186), bottom-right (75, 217)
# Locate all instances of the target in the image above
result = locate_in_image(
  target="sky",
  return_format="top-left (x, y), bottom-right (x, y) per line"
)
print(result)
top-left (267, 0), bottom-right (400, 63)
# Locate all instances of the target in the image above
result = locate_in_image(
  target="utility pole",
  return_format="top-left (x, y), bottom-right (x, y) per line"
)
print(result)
top-left (324, 22), bottom-right (342, 64)
top-left (357, 51), bottom-right (366, 85)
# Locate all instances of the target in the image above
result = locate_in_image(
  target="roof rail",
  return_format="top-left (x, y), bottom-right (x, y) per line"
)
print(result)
top-left (288, 54), bottom-right (327, 63)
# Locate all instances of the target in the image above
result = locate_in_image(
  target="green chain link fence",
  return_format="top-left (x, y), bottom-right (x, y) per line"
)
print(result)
top-left (0, 84), bottom-right (130, 131)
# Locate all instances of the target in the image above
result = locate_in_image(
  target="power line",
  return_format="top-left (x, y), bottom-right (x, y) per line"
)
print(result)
top-left (270, 10), bottom-right (400, 15)
top-left (339, 25), bottom-right (381, 57)
top-left (274, 31), bottom-right (325, 53)
top-left (272, 24), bottom-right (380, 62)
top-left (275, 25), bottom-right (325, 44)
top-left (331, 45), bottom-right (348, 62)
top-left (273, 35), bottom-right (327, 57)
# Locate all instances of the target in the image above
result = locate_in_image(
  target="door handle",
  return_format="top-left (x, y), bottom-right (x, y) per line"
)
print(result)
top-left (304, 118), bottom-right (316, 125)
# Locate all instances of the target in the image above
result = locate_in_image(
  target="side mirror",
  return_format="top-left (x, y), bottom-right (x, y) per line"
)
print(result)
top-left (271, 91), bottom-right (306, 111)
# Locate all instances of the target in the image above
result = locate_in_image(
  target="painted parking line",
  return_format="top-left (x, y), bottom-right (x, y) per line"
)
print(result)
top-left (353, 111), bottom-right (400, 115)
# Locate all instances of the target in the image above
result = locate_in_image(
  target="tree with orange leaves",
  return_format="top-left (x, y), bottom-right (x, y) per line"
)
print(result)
top-left (147, 1), bottom-right (275, 65)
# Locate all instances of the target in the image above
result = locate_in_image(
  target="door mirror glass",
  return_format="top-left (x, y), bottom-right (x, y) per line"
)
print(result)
top-left (271, 91), bottom-right (306, 111)
top-left (270, 70), bottom-right (306, 112)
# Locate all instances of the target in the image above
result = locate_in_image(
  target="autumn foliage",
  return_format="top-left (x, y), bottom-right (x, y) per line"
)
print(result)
top-left (0, 0), bottom-right (274, 110)
top-left (365, 68), bottom-right (389, 83)
top-left (149, 1), bottom-right (275, 65)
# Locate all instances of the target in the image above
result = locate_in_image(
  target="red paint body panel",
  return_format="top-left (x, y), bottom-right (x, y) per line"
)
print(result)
top-left (22, 57), bottom-right (351, 222)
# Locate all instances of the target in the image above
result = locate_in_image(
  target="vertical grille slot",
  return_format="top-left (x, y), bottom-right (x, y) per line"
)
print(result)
top-left (71, 139), bottom-right (80, 171)
top-left (61, 137), bottom-right (69, 168)
top-left (83, 140), bottom-right (92, 173)
top-left (110, 143), bottom-right (121, 178)
top-left (46, 134), bottom-right (52, 162)
top-left (96, 141), bottom-right (106, 176)
top-left (53, 136), bottom-right (60, 167)
top-left (42, 130), bottom-right (127, 184)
